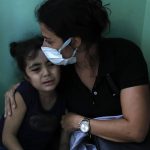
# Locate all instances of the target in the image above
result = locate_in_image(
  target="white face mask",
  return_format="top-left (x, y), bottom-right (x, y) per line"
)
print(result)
top-left (41, 38), bottom-right (77, 65)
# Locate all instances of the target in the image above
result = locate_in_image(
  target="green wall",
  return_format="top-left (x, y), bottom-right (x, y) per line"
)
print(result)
top-left (0, 0), bottom-right (42, 114)
top-left (105, 0), bottom-right (150, 74)
top-left (105, 0), bottom-right (146, 44)
top-left (141, 0), bottom-right (150, 75)
top-left (0, 0), bottom-right (150, 114)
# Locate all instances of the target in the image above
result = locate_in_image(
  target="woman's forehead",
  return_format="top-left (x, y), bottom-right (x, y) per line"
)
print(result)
top-left (40, 23), bottom-right (56, 39)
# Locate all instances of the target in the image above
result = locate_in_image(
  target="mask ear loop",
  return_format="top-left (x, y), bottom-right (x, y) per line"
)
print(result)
top-left (58, 38), bottom-right (72, 52)
top-left (72, 48), bottom-right (77, 57)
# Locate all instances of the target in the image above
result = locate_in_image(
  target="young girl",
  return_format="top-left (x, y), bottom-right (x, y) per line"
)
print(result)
top-left (0, 37), bottom-right (65, 150)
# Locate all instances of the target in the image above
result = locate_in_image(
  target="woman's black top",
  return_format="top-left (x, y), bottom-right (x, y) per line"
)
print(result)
top-left (60, 38), bottom-right (149, 118)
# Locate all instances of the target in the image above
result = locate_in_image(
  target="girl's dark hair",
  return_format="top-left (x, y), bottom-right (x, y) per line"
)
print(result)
top-left (10, 36), bottom-right (43, 74)
top-left (36, 0), bottom-right (110, 45)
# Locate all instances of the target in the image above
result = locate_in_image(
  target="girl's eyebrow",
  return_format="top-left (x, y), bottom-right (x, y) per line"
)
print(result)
top-left (28, 61), bottom-right (51, 69)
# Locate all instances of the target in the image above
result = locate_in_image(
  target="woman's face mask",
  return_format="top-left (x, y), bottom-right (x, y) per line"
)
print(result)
top-left (41, 38), bottom-right (77, 65)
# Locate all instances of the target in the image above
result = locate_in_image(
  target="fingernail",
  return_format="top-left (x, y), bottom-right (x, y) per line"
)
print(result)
top-left (8, 112), bottom-right (11, 116)
top-left (13, 105), bottom-right (15, 108)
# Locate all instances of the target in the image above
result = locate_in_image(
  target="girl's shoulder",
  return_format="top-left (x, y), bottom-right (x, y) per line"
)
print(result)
top-left (15, 80), bottom-right (38, 107)
top-left (16, 80), bottom-right (37, 94)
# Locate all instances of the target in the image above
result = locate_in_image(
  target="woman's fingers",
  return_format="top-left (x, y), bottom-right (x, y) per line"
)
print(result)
top-left (4, 91), bottom-right (12, 117)
top-left (10, 84), bottom-right (19, 108)
top-left (4, 83), bottom-right (19, 117)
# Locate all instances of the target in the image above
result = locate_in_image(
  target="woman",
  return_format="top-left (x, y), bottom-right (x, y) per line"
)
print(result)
top-left (4, 0), bottom-right (150, 149)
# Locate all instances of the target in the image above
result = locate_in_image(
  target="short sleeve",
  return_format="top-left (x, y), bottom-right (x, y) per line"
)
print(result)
top-left (15, 80), bottom-right (37, 107)
top-left (116, 39), bottom-right (149, 89)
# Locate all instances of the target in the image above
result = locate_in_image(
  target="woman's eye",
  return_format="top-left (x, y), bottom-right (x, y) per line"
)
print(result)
top-left (45, 39), bottom-right (53, 46)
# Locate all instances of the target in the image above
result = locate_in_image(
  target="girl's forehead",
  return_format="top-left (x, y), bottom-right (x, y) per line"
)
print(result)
top-left (27, 50), bottom-right (48, 65)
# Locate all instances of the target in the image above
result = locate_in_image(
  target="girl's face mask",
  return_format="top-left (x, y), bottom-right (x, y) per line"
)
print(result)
top-left (41, 38), bottom-right (77, 66)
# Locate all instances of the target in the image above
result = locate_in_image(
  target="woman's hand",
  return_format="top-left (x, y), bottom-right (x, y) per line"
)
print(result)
top-left (4, 83), bottom-right (20, 117)
top-left (61, 112), bottom-right (84, 132)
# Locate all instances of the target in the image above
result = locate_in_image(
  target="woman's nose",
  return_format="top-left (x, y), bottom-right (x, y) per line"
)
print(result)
top-left (42, 39), bottom-right (49, 47)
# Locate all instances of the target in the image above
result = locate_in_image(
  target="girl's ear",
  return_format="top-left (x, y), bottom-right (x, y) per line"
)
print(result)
top-left (71, 37), bottom-right (81, 48)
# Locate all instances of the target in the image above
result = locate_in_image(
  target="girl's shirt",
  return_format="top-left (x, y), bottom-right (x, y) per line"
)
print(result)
top-left (0, 80), bottom-right (65, 150)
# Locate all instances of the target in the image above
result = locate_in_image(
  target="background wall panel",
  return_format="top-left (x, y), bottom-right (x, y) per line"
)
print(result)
top-left (0, 0), bottom-right (149, 114)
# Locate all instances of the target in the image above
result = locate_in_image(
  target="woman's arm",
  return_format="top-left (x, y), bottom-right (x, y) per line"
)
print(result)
top-left (61, 84), bottom-right (150, 143)
top-left (90, 85), bottom-right (150, 142)
top-left (4, 83), bottom-right (20, 117)
top-left (2, 92), bottom-right (26, 150)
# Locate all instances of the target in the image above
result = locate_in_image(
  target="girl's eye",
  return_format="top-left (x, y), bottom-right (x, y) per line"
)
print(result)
top-left (31, 68), bottom-right (41, 72)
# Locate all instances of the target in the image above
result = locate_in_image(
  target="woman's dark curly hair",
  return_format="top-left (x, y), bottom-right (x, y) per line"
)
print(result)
top-left (36, 0), bottom-right (110, 45)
